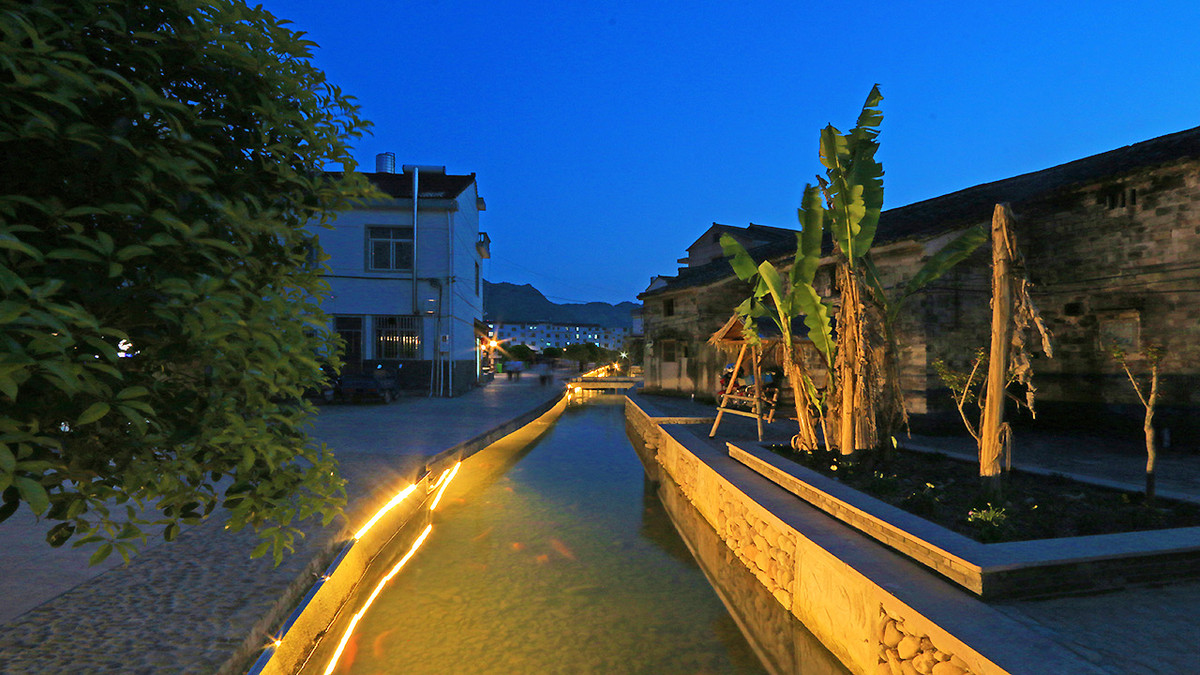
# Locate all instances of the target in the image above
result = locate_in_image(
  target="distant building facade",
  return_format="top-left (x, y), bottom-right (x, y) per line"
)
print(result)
top-left (639, 127), bottom-right (1200, 438)
top-left (314, 160), bottom-right (490, 396)
top-left (488, 321), bottom-right (629, 352)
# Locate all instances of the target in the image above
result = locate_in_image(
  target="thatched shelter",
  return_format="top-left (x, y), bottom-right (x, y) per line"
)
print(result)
top-left (707, 315), bottom-right (782, 440)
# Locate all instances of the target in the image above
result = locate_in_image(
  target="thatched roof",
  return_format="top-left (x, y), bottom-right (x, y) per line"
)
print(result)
top-left (707, 315), bottom-right (781, 355)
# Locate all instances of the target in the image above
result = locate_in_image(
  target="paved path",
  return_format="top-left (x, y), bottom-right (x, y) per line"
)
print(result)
top-left (0, 375), bottom-right (563, 675)
top-left (632, 392), bottom-right (1200, 675)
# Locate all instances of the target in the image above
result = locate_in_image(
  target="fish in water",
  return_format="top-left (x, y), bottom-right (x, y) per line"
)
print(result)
top-left (510, 542), bottom-right (524, 551)
top-left (471, 527), bottom-right (493, 542)
top-left (534, 553), bottom-right (550, 564)
top-left (549, 538), bottom-right (576, 560)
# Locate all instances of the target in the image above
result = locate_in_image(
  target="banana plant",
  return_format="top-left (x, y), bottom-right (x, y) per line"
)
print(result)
top-left (816, 85), bottom-right (887, 455)
top-left (720, 185), bottom-right (829, 451)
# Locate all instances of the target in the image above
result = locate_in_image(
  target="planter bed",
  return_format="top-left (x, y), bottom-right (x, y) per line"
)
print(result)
top-left (729, 441), bottom-right (1200, 599)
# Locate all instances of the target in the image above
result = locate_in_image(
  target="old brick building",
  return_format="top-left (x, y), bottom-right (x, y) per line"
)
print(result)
top-left (639, 126), bottom-right (1200, 436)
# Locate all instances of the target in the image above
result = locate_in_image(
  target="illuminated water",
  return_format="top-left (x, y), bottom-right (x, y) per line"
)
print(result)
top-left (307, 400), bottom-right (846, 675)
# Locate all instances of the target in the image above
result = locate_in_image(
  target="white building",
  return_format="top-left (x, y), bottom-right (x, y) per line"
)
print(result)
top-left (314, 158), bottom-right (489, 396)
top-left (488, 322), bottom-right (629, 352)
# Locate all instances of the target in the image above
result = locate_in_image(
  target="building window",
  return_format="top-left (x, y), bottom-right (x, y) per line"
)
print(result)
top-left (663, 298), bottom-right (675, 316)
top-left (374, 315), bottom-right (422, 359)
top-left (475, 262), bottom-right (481, 296)
top-left (661, 339), bottom-right (677, 363)
top-left (1098, 311), bottom-right (1140, 352)
top-left (335, 316), bottom-right (364, 366)
top-left (367, 226), bottom-right (414, 271)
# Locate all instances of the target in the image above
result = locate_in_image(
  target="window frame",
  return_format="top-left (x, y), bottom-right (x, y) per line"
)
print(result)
top-left (365, 226), bottom-right (415, 272)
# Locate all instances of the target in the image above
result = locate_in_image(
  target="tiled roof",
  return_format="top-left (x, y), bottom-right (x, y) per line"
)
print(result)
top-left (641, 125), bottom-right (1200, 298)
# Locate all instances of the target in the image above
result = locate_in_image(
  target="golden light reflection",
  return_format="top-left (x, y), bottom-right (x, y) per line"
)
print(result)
top-left (429, 462), bottom-right (461, 511)
top-left (323, 524), bottom-right (433, 675)
top-left (353, 484), bottom-right (417, 541)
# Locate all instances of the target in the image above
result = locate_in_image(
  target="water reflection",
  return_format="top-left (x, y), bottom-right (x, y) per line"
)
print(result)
top-left (625, 423), bottom-right (849, 675)
top-left (303, 401), bottom-right (845, 675)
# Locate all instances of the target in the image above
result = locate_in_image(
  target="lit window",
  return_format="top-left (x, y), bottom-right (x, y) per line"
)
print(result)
top-left (374, 315), bottom-right (421, 359)
top-left (367, 227), bottom-right (414, 271)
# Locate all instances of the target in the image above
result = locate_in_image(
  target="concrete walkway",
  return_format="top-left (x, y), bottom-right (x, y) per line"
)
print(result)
top-left (0, 375), bottom-right (563, 675)
top-left (633, 392), bottom-right (1200, 675)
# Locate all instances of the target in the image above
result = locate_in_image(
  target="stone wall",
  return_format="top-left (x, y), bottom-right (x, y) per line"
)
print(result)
top-left (641, 158), bottom-right (1200, 435)
top-left (914, 159), bottom-right (1200, 437)
top-left (642, 276), bottom-right (750, 399)
top-left (622, 399), bottom-right (995, 675)
top-left (876, 608), bottom-right (974, 675)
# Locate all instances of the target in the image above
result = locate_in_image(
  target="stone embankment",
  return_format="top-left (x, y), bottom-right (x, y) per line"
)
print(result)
top-left (877, 609), bottom-right (972, 675)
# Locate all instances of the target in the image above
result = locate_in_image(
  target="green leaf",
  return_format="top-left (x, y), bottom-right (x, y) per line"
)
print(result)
top-left (115, 245), bottom-right (154, 261)
top-left (720, 234), bottom-right (760, 282)
top-left (0, 234), bottom-right (43, 260)
top-left (250, 537), bottom-right (271, 559)
top-left (116, 386), bottom-right (149, 400)
top-left (791, 184), bottom-right (825, 287)
top-left (793, 285), bottom-right (835, 367)
top-left (89, 542), bottom-right (113, 566)
top-left (77, 402), bottom-right (110, 426)
top-left (15, 477), bottom-right (49, 515)
top-left (0, 445), bottom-right (15, 474)
top-left (889, 224), bottom-right (987, 325)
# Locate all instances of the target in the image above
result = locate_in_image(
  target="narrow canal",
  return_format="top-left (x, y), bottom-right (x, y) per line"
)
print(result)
top-left (304, 399), bottom-right (846, 675)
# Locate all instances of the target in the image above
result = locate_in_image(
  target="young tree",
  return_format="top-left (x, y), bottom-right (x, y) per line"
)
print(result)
top-left (1111, 344), bottom-right (1165, 502)
top-left (0, 1), bottom-right (374, 564)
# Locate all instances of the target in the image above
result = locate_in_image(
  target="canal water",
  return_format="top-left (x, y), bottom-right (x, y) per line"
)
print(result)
top-left (304, 399), bottom-right (846, 675)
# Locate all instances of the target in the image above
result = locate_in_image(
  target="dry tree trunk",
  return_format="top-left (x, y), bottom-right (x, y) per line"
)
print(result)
top-left (979, 204), bottom-right (1015, 498)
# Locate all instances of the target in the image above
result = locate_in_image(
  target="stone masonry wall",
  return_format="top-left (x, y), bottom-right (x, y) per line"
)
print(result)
top-left (918, 159), bottom-right (1200, 435)
top-left (633, 415), bottom-right (992, 675)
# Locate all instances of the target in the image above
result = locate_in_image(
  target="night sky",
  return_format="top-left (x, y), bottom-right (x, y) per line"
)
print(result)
top-left (262, 0), bottom-right (1200, 305)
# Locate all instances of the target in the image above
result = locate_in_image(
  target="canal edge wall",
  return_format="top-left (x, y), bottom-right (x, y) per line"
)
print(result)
top-left (244, 393), bottom-right (566, 675)
top-left (624, 396), bottom-right (1105, 675)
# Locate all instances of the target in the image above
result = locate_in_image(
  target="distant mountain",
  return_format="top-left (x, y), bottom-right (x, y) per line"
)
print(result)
top-left (483, 281), bottom-right (640, 328)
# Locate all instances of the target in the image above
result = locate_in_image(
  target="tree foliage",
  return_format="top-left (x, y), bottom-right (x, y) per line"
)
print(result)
top-left (723, 86), bottom-right (986, 456)
top-left (0, 0), bottom-right (375, 564)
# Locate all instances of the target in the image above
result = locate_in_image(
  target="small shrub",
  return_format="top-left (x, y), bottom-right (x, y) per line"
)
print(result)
top-left (902, 482), bottom-right (943, 517)
top-left (966, 503), bottom-right (1011, 542)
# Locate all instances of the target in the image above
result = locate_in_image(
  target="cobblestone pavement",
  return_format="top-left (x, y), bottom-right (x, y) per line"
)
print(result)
top-left (0, 375), bottom-right (562, 675)
top-left (634, 392), bottom-right (1200, 675)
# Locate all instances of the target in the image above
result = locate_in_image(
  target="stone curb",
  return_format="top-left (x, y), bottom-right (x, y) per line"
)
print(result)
top-left (241, 392), bottom-right (567, 675)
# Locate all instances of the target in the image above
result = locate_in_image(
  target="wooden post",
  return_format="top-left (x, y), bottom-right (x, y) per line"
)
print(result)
top-left (979, 204), bottom-right (1014, 497)
top-left (752, 346), bottom-right (764, 441)
top-left (710, 343), bottom-right (748, 438)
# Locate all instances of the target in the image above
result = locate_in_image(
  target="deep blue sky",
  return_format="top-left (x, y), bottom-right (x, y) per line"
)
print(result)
top-left (265, 0), bottom-right (1200, 305)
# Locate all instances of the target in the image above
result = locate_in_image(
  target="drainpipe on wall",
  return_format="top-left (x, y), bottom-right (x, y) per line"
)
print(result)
top-left (411, 167), bottom-right (419, 317)
top-left (447, 210), bottom-right (454, 397)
